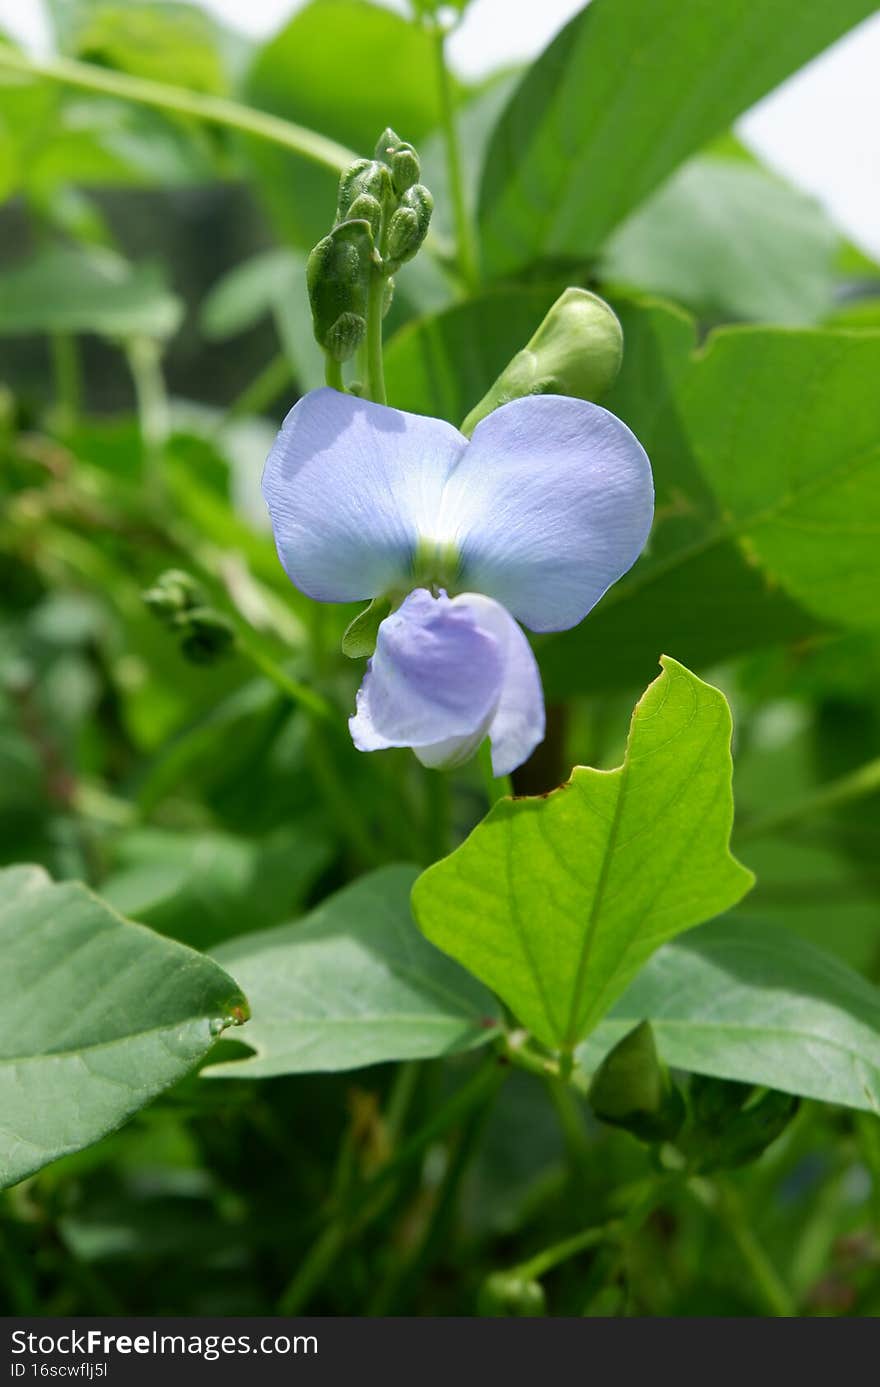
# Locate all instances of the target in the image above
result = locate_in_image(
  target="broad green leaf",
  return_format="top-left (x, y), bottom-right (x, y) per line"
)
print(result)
top-left (67, 2), bottom-right (232, 94)
top-left (0, 245), bottom-right (183, 339)
top-left (478, 0), bottom-right (876, 276)
top-left (101, 825), bottom-right (333, 950)
top-left (542, 306), bottom-right (880, 697)
top-left (242, 0), bottom-right (452, 248)
top-left (576, 919), bottom-right (880, 1113)
top-left (0, 865), bottom-right (247, 1188)
top-left (679, 328), bottom-right (880, 630)
top-left (412, 658), bottom-right (753, 1052)
top-left (602, 156), bottom-right (840, 325)
top-left (206, 865), bottom-right (503, 1078)
top-left (200, 248), bottom-right (302, 340)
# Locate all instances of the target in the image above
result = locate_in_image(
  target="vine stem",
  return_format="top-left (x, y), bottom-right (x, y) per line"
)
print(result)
top-left (365, 271), bottom-right (387, 405)
top-left (0, 47), bottom-right (354, 174)
top-left (430, 22), bottom-right (479, 290)
top-left (49, 333), bottom-right (81, 433)
top-left (738, 753), bottom-right (880, 842)
top-left (689, 1176), bottom-right (796, 1317)
top-left (478, 739), bottom-right (512, 806)
top-left (124, 336), bottom-right (169, 498)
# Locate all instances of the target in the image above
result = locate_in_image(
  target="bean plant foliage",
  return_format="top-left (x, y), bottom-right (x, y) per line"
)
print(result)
top-left (1, 0), bottom-right (879, 1319)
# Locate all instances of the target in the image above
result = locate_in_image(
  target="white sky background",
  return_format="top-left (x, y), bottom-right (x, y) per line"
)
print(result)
top-left (3, 0), bottom-right (879, 258)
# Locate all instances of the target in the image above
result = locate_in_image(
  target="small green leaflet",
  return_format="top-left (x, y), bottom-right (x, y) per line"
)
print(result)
top-left (205, 865), bottom-right (502, 1078)
top-left (412, 658), bottom-right (753, 1053)
top-left (0, 866), bottom-right (247, 1189)
top-left (0, 245), bottom-right (183, 340)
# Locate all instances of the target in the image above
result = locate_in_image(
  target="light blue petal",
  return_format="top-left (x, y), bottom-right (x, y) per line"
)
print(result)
top-left (350, 589), bottom-right (503, 756)
top-left (350, 590), bottom-right (545, 775)
top-left (439, 395), bottom-right (654, 632)
top-left (457, 594), bottom-right (545, 776)
top-left (262, 388), bottom-right (466, 603)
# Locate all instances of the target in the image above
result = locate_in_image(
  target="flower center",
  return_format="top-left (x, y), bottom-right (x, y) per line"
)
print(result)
top-left (411, 536), bottom-right (461, 596)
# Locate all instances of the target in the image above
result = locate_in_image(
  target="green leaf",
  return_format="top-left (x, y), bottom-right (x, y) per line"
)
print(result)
top-left (602, 156), bottom-right (840, 325)
top-left (67, 2), bottom-right (232, 94)
top-left (101, 825), bottom-right (333, 950)
top-left (206, 865), bottom-right (503, 1078)
top-left (242, 0), bottom-right (452, 249)
top-left (412, 658), bottom-right (753, 1052)
top-left (478, 0), bottom-right (876, 276)
top-left (678, 327), bottom-right (880, 630)
top-left (0, 245), bottom-right (183, 339)
top-left (577, 919), bottom-right (880, 1113)
top-left (0, 865), bottom-right (247, 1189)
top-left (542, 306), bottom-right (880, 697)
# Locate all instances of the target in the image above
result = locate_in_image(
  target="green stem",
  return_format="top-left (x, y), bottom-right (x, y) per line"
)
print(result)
top-left (234, 635), bottom-right (378, 869)
top-left (478, 739), bottom-right (512, 806)
top-left (234, 632), bottom-right (334, 724)
top-left (423, 769), bottom-right (451, 863)
top-left (430, 23), bottom-right (479, 290)
top-left (324, 355), bottom-right (344, 391)
top-left (125, 336), bottom-right (169, 495)
top-left (224, 352), bottom-right (292, 421)
top-left (365, 271), bottom-right (387, 405)
top-left (278, 1057), bottom-right (506, 1313)
top-left (0, 47), bottom-right (353, 174)
top-left (49, 332), bottom-right (80, 434)
top-left (738, 754), bottom-right (880, 842)
top-left (692, 1176), bottom-right (796, 1317)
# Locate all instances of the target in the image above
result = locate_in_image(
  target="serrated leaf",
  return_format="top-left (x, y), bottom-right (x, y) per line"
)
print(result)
top-left (478, 0), bottom-right (876, 276)
top-left (205, 865), bottom-right (503, 1078)
top-left (0, 866), bottom-right (247, 1189)
top-left (412, 658), bottom-right (753, 1052)
top-left (577, 919), bottom-right (880, 1113)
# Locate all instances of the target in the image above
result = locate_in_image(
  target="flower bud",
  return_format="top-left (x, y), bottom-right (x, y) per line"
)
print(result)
top-left (347, 192), bottom-right (382, 240)
top-left (384, 184), bottom-right (433, 272)
top-left (307, 220), bottom-right (373, 362)
top-left (682, 1075), bottom-right (799, 1173)
top-left (461, 288), bottom-right (624, 436)
top-left (143, 568), bottom-right (203, 621)
top-left (374, 126), bottom-right (403, 164)
top-left (177, 607), bottom-right (235, 665)
top-left (336, 158), bottom-right (393, 222)
top-left (478, 1272), bottom-right (546, 1317)
top-left (391, 144), bottom-right (420, 195)
top-left (588, 1021), bottom-right (684, 1145)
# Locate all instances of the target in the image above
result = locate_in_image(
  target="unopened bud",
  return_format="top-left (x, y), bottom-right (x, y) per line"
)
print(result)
top-left (682, 1075), bottom-right (799, 1173)
top-left (178, 608), bottom-right (235, 665)
top-left (307, 221), bottom-right (373, 362)
top-left (478, 1272), bottom-right (546, 1317)
top-left (588, 1021), bottom-right (684, 1145)
top-left (143, 568), bottom-right (203, 622)
top-left (347, 193), bottom-right (382, 240)
top-left (461, 288), bottom-right (624, 436)
top-left (391, 145), bottom-right (420, 195)
top-left (374, 126), bottom-right (403, 164)
top-left (385, 184), bottom-right (433, 272)
top-left (336, 158), bottom-right (393, 222)
top-left (382, 277), bottom-right (395, 318)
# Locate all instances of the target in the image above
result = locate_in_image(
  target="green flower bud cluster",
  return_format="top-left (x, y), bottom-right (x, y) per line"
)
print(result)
top-left (143, 568), bottom-right (235, 665)
top-left (587, 1022), bottom-right (798, 1171)
top-left (307, 128), bottom-right (433, 364)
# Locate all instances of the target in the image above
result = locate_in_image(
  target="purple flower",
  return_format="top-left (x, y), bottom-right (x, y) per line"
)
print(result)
top-left (262, 388), bottom-right (653, 774)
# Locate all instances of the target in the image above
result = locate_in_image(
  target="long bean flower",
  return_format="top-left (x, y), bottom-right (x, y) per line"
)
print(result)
top-left (263, 388), bottom-right (653, 774)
